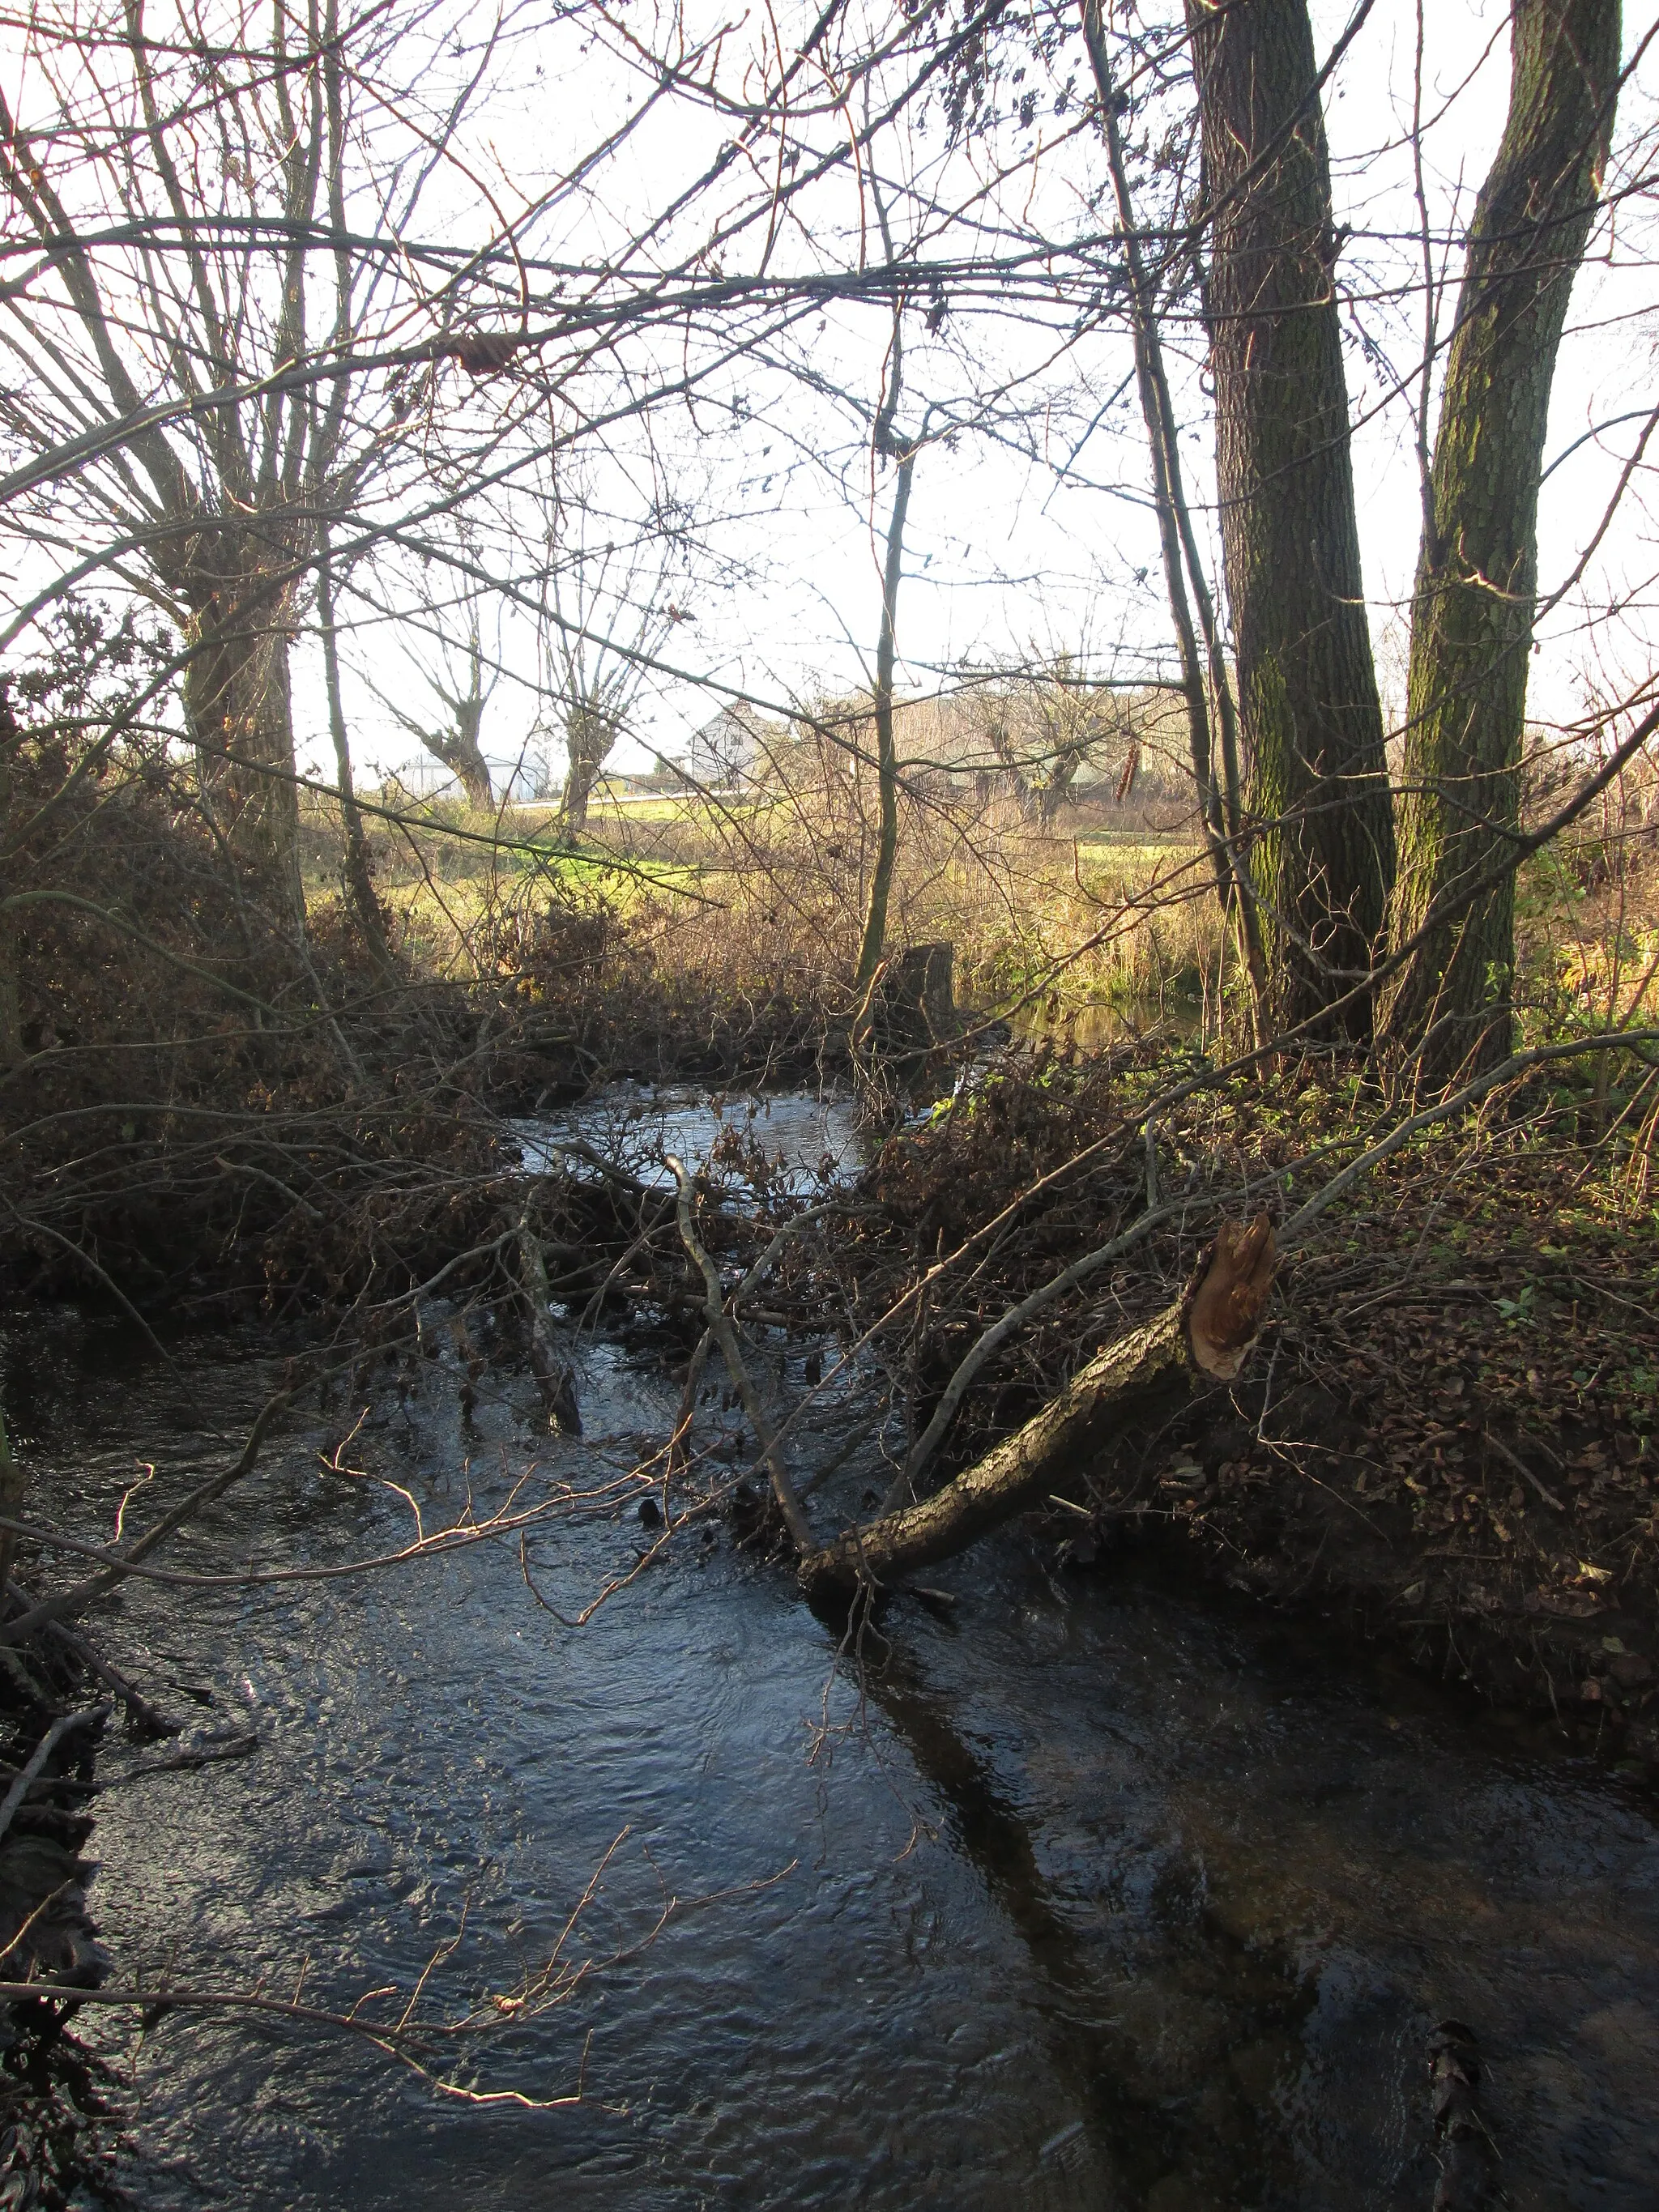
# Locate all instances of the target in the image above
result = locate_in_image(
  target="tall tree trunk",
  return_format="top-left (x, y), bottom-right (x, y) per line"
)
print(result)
top-left (1380, 0), bottom-right (1621, 1089)
top-left (318, 528), bottom-right (398, 982)
top-left (182, 548), bottom-right (304, 923)
top-left (1185, 0), bottom-right (1394, 1040)
top-left (437, 737), bottom-right (494, 813)
top-left (854, 447), bottom-right (915, 994)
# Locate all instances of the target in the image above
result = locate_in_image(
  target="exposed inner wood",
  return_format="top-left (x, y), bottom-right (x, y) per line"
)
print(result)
top-left (799, 1213), bottom-right (1276, 1596)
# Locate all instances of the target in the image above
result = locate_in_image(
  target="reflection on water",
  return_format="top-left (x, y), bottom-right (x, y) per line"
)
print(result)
top-left (513, 1081), bottom-right (867, 1192)
top-left (1011, 999), bottom-right (1204, 1055)
top-left (6, 1302), bottom-right (1658, 2211)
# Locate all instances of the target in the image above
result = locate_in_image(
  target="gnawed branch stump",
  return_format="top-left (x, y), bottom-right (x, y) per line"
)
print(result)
top-left (799, 1213), bottom-right (1274, 1597)
top-left (518, 1221), bottom-right (582, 1436)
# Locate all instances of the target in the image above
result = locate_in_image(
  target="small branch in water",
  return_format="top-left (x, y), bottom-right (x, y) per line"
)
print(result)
top-left (664, 1155), bottom-right (814, 1554)
top-left (666, 1328), bottom-right (713, 1487)
top-left (15, 1600), bottom-right (181, 1737)
top-left (1429, 2019), bottom-right (1495, 2210)
top-left (518, 1217), bottom-right (582, 1435)
top-left (0, 1388), bottom-right (292, 1644)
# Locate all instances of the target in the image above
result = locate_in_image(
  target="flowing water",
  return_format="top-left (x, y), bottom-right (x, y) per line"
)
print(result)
top-left (6, 1090), bottom-right (1658, 2210)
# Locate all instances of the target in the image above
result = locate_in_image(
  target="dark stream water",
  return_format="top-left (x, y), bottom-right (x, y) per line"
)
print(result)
top-left (6, 1090), bottom-right (1659, 2210)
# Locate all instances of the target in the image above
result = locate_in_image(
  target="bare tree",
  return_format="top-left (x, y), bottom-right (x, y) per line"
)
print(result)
top-left (369, 602), bottom-right (498, 812)
top-left (0, 0), bottom-right (400, 913)
top-left (531, 492), bottom-right (686, 837)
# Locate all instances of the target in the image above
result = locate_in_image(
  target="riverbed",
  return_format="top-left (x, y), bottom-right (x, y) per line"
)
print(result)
top-left (6, 1089), bottom-right (1658, 2210)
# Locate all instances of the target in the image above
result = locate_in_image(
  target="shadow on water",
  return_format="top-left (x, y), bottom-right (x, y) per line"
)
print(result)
top-left (860, 1633), bottom-right (1315, 2209)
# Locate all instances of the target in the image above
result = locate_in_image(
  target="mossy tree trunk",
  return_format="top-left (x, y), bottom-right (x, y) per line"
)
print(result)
top-left (1184, 0), bottom-right (1394, 1041)
top-left (1381, 0), bottom-right (1621, 1089)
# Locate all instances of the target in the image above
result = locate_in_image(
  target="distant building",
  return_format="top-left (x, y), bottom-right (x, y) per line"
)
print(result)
top-left (682, 705), bottom-right (785, 790)
top-left (381, 742), bottom-right (552, 806)
top-left (484, 746), bottom-right (554, 803)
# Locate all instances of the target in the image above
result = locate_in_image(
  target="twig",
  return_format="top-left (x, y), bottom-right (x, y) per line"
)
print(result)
top-left (101, 1729), bottom-right (259, 1784)
top-left (518, 1217), bottom-right (582, 1434)
top-left (19, 1601), bottom-right (181, 1736)
top-left (0, 1703), bottom-right (110, 1848)
top-left (1483, 1430), bottom-right (1566, 1515)
top-left (882, 1199), bottom-right (1168, 1507)
top-left (666, 1328), bottom-right (712, 1483)
top-left (0, 1388), bottom-right (291, 1643)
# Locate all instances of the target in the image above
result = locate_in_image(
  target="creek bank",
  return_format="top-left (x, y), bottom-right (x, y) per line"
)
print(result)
top-left (0, 1601), bottom-right (142, 2209)
top-left (778, 1045), bottom-right (1657, 1755)
top-left (0, 1038), bottom-right (1653, 2199)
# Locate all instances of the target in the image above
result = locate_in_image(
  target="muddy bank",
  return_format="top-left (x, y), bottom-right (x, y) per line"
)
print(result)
top-left (1045, 1167), bottom-right (1658, 1766)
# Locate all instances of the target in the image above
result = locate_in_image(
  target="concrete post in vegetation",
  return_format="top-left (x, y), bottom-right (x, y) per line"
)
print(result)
top-left (1183, 0), bottom-right (1394, 1040)
top-left (1382, 0), bottom-right (1622, 1090)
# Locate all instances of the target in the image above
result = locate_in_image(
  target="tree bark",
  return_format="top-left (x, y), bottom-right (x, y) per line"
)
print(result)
top-left (799, 1214), bottom-right (1274, 1595)
top-left (1185, 0), bottom-right (1394, 1040)
top-left (561, 704), bottom-right (615, 833)
top-left (1381, 0), bottom-right (1621, 1089)
top-left (181, 552), bottom-right (305, 926)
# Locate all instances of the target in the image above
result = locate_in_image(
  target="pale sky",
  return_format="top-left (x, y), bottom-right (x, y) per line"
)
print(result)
top-left (321, 0), bottom-right (1655, 793)
top-left (6, 0), bottom-right (1653, 789)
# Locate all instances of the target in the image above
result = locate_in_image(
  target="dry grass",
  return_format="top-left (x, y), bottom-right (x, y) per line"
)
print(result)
top-left (324, 770), bottom-right (1235, 1037)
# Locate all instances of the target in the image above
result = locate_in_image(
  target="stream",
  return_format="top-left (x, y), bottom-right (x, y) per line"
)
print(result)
top-left (6, 1088), bottom-right (1658, 2210)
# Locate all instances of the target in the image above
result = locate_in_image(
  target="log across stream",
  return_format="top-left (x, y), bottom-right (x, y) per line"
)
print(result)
top-left (3, 1088), bottom-right (1657, 2209)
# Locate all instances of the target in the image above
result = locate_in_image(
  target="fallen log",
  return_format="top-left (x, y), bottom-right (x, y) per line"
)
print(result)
top-left (798, 1213), bottom-right (1274, 1597)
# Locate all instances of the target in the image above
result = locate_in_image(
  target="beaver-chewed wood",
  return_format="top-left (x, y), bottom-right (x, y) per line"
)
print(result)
top-left (798, 1213), bottom-right (1275, 1596)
